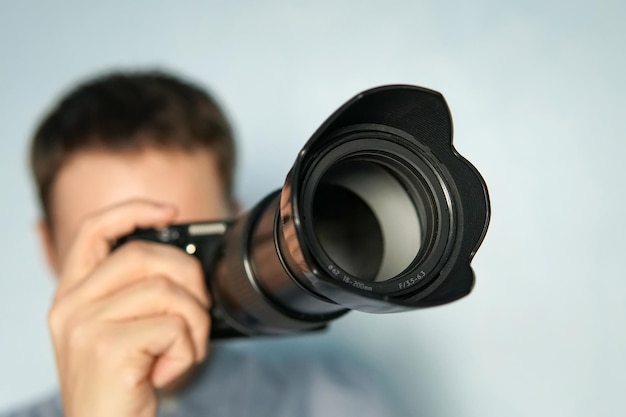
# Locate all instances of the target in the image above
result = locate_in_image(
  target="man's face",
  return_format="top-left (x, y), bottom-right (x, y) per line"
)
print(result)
top-left (43, 146), bottom-right (231, 272)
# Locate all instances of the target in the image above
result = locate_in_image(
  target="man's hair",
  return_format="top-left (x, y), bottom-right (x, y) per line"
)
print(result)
top-left (30, 70), bottom-right (236, 221)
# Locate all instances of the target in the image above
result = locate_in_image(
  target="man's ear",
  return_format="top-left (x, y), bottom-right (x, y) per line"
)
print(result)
top-left (37, 220), bottom-right (61, 277)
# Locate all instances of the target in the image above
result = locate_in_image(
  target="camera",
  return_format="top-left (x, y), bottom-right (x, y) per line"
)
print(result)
top-left (116, 85), bottom-right (491, 339)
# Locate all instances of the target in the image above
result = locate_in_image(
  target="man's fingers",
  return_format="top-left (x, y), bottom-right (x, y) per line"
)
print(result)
top-left (83, 275), bottom-right (210, 362)
top-left (96, 316), bottom-right (197, 390)
top-left (66, 240), bottom-right (209, 309)
top-left (58, 200), bottom-right (177, 294)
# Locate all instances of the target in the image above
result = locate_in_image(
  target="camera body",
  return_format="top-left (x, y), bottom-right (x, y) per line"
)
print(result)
top-left (116, 85), bottom-right (490, 339)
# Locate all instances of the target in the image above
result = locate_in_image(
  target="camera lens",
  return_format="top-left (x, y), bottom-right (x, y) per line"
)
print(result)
top-left (312, 159), bottom-right (422, 282)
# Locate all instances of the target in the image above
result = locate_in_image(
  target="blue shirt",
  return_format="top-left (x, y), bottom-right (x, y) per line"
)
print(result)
top-left (1, 344), bottom-right (405, 417)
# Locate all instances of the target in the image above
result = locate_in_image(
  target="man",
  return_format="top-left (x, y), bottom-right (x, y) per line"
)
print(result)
top-left (3, 71), bottom-right (399, 417)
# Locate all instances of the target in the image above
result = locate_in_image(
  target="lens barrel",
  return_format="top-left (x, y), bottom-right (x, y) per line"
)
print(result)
top-left (206, 85), bottom-right (490, 336)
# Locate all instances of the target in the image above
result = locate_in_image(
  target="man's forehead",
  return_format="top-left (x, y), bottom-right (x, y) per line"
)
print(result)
top-left (49, 148), bottom-right (228, 240)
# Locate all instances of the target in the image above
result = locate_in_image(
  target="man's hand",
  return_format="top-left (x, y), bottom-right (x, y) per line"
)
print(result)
top-left (48, 201), bottom-right (211, 417)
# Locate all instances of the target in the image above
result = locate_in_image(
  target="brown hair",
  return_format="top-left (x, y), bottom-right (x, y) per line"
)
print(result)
top-left (30, 70), bottom-right (236, 220)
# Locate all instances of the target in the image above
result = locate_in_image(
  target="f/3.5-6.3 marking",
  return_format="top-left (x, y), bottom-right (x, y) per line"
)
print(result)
top-left (398, 270), bottom-right (426, 290)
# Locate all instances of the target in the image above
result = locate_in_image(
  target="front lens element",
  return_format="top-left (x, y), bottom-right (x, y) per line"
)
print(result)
top-left (312, 160), bottom-right (422, 282)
